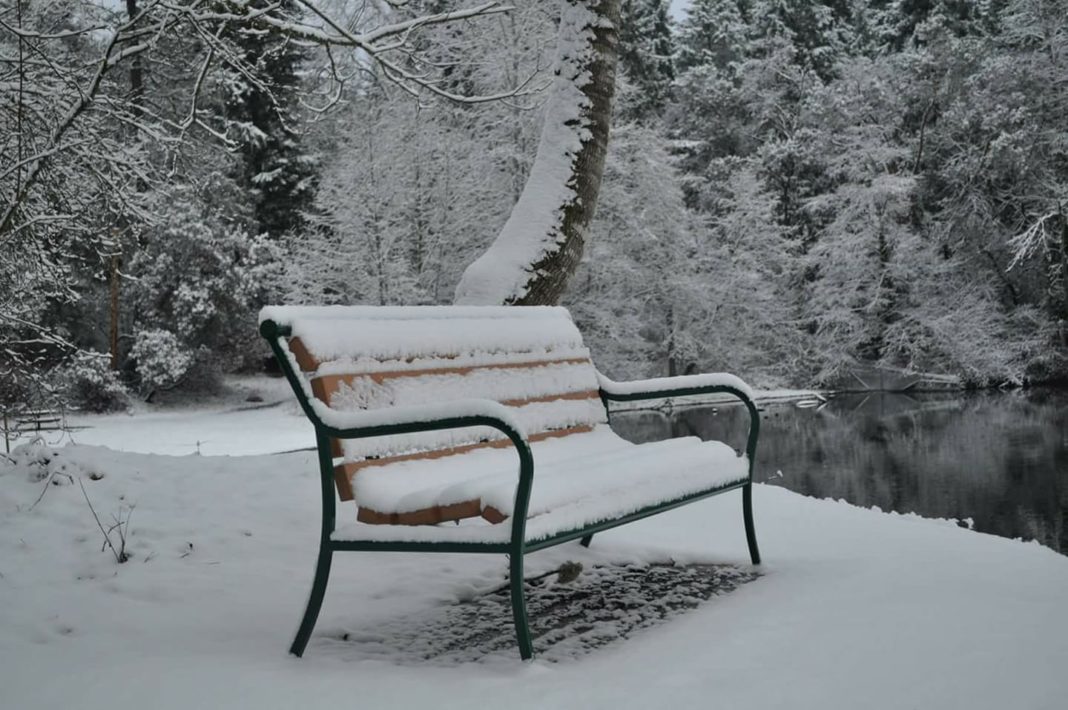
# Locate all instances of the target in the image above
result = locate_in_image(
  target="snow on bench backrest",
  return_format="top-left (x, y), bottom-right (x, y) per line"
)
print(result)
top-left (259, 306), bottom-right (605, 502)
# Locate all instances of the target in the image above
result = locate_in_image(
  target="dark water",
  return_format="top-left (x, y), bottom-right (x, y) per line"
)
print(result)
top-left (610, 390), bottom-right (1068, 556)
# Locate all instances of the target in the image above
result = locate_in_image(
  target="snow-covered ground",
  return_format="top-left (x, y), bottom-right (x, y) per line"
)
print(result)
top-left (5, 377), bottom-right (310, 457)
top-left (1, 388), bottom-right (1066, 709)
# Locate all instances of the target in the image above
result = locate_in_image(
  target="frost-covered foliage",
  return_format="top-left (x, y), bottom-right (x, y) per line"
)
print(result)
top-left (56, 352), bottom-right (128, 413)
top-left (616, 0), bottom-right (675, 121)
top-left (126, 187), bottom-right (279, 395)
top-left (129, 330), bottom-right (197, 395)
top-left (6, 0), bottom-right (1068, 395)
top-left (287, 3), bottom-right (554, 307)
top-left (220, 0), bottom-right (317, 239)
top-left (1, 0), bottom-right (516, 406)
top-left (665, 0), bottom-right (1068, 385)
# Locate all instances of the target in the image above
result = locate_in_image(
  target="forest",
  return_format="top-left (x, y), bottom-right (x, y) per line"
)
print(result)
top-left (2, 0), bottom-right (1067, 414)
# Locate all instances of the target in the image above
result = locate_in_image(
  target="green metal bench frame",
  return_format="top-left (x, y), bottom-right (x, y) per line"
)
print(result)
top-left (260, 319), bottom-right (761, 661)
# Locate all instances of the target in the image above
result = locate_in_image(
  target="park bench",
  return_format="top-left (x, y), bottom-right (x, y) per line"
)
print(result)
top-left (2, 408), bottom-right (66, 454)
top-left (259, 305), bottom-right (761, 660)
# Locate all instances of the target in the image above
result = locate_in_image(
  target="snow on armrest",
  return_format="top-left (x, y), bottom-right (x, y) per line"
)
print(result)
top-left (309, 398), bottom-right (529, 441)
top-left (597, 372), bottom-right (755, 402)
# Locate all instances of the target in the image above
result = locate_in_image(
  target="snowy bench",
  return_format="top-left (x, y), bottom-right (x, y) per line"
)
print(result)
top-left (259, 305), bottom-right (761, 660)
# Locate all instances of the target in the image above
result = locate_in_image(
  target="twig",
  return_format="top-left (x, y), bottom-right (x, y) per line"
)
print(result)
top-left (29, 467), bottom-right (74, 511)
top-left (78, 478), bottom-right (129, 563)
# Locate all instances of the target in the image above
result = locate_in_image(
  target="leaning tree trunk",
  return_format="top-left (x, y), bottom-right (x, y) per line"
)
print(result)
top-left (454, 0), bottom-right (620, 306)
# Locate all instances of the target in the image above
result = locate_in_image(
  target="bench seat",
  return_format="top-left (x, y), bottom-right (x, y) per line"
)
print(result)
top-left (351, 425), bottom-right (748, 532)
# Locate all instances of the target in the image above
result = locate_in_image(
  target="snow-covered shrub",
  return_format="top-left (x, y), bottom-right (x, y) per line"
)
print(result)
top-left (129, 329), bottom-right (197, 395)
top-left (56, 351), bottom-right (129, 413)
top-left (2, 440), bottom-right (85, 485)
top-left (126, 183), bottom-right (280, 393)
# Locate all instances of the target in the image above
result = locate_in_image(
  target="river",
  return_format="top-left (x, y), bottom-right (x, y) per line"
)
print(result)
top-left (610, 390), bottom-right (1068, 556)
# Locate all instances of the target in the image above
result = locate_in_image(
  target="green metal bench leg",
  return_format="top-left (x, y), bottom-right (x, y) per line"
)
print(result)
top-left (509, 552), bottom-right (535, 660)
top-left (290, 545), bottom-right (333, 657)
top-left (743, 483), bottom-right (761, 565)
top-left (579, 534), bottom-right (594, 548)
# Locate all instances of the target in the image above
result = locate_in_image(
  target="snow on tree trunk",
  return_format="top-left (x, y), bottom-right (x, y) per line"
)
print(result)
top-left (454, 0), bottom-right (620, 306)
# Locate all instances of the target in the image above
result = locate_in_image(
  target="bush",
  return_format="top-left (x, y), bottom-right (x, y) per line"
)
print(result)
top-left (57, 351), bottom-right (128, 413)
top-left (130, 329), bottom-right (196, 396)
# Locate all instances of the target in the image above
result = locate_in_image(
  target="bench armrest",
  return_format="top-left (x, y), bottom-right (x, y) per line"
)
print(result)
top-left (597, 371), bottom-right (760, 465)
top-left (597, 372), bottom-right (755, 404)
top-left (314, 397), bottom-right (537, 541)
top-left (309, 398), bottom-right (529, 444)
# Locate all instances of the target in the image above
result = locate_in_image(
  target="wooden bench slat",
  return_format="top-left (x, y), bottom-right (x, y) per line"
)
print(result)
top-left (310, 365), bottom-right (597, 407)
top-left (333, 425), bottom-right (595, 502)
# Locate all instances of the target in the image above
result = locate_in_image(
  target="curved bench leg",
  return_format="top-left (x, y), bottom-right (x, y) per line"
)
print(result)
top-left (579, 534), bottom-right (594, 548)
top-left (509, 552), bottom-right (535, 660)
top-left (743, 483), bottom-right (761, 565)
top-left (290, 544), bottom-right (333, 657)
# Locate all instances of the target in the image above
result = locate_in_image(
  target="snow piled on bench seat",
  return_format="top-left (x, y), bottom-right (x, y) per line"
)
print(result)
top-left (345, 426), bottom-right (749, 542)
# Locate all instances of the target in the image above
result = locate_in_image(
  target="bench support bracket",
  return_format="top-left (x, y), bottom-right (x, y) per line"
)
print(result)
top-left (509, 551), bottom-right (534, 660)
top-left (290, 431), bottom-right (339, 657)
top-left (290, 544), bottom-right (333, 657)
top-left (743, 482), bottom-right (760, 565)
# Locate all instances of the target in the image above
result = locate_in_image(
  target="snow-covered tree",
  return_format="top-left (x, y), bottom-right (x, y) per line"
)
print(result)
top-left (220, 0), bottom-right (317, 239)
top-left (126, 182), bottom-right (279, 396)
top-left (616, 0), bottom-right (675, 121)
top-left (455, 0), bottom-right (622, 306)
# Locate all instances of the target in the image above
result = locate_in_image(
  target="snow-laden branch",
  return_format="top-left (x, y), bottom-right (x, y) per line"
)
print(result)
top-left (1008, 210), bottom-right (1062, 270)
top-left (280, 0), bottom-right (535, 104)
top-left (0, 20), bottom-right (109, 40)
top-left (0, 0), bottom-right (172, 239)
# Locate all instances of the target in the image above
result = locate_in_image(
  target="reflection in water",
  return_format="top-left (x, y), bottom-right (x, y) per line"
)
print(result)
top-left (610, 391), bottom-right (1068, 556)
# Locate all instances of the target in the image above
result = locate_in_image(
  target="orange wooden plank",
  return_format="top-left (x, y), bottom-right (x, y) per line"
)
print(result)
top-left (309, 356), bottom-right (593, 404)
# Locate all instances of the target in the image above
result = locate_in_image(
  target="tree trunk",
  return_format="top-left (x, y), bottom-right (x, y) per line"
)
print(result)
top-left (126, 0), bottom-right (145, 118)
top-left (454, 0), bottom-right (620, 306)
top-left (109, 254), bottom-right (121, 371)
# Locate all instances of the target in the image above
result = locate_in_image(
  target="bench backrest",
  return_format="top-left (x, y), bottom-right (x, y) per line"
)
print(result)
top-left (259, 306), bottom-right (606, 502)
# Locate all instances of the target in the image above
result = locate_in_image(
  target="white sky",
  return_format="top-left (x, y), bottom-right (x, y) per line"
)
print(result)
top-left (670, 0), bottom-right (692, 21)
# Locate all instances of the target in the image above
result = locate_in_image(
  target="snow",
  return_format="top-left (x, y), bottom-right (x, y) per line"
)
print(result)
top-left (261, 305), bottom-right (589, 366)
top-left (333, 397), bottom-right (605, 461)
top-left (310, 397), bottom-right (528, 440)
top-left (7, 387), bottom-right (311, 457)
top-left (598, 372), bottom-right (756, 402)
top-left (2, 427), bottom-right (1067, 709)
top-left (259, 305), bottom-right (575, 324)
top-left (325, 360), bottom-right (600, 407)
top-left (260, 304), bottom-right (613, 475)
top-left (348, 424), bottom-right (748, 536)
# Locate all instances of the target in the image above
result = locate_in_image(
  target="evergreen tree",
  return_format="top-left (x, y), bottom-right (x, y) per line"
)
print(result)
top-left (675, 0), bottom-right (750, 73)
top-left (617, 0), bottom-right (676, 121)
top-left (222, 0), bottom-right (317, 239)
